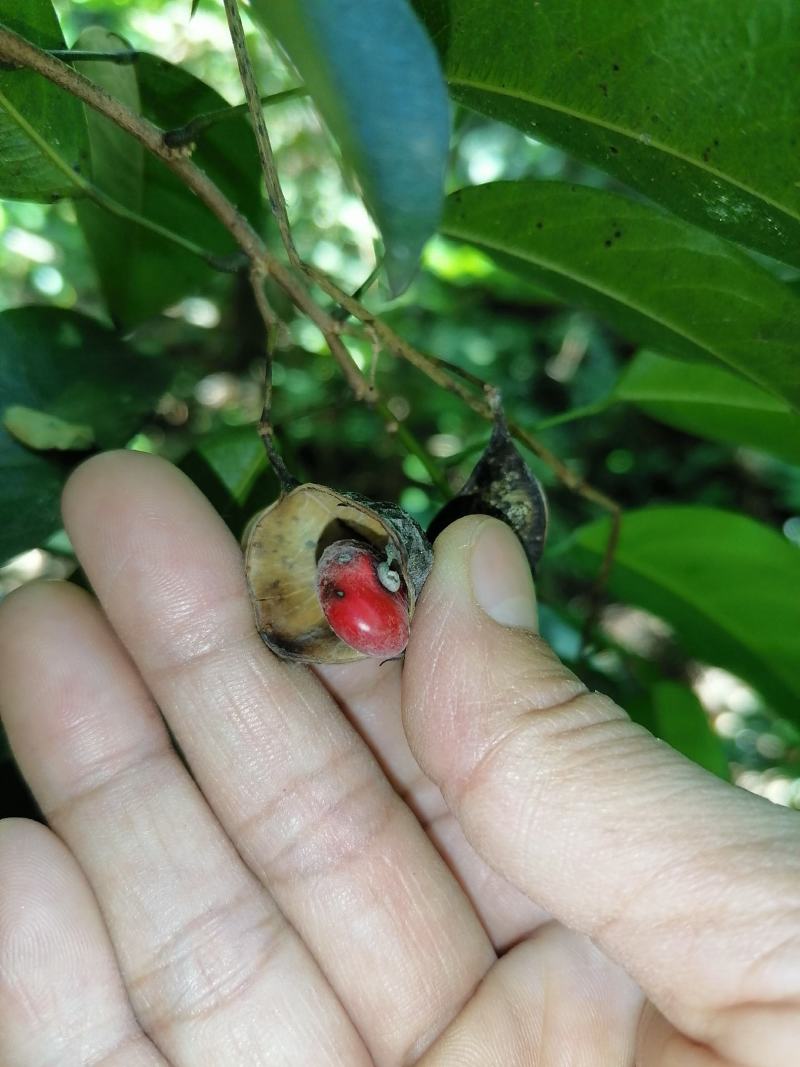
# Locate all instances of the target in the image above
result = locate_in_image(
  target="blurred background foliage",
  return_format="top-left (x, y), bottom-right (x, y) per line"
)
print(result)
top-left (2, 0), bottom-right (800, 819)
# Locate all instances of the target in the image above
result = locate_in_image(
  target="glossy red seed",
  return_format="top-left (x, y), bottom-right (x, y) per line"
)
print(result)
top-left (316, 540), bottom-right (410, 658)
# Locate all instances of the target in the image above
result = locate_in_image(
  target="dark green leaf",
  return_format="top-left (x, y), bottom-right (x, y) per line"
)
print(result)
top-left (442, 183), bottom-right (800, 410)
top-left (558, 507), bottom-right (800, 724)
top-left (651, 681), bottom-right (730, 781)
top-left (0, 0), bottom-right (89, 199)
top-left (3, 405), bottom-right (94, 450)
top-left (75, 46), bottom-right (264, 328)
top-left (73, 27), bottom-right (145, 323)
top-left (180, 426), bottom-right (276, 539)
top-left (414, 0), bottom-right (800, 270)
top-left (0, 307), bottom-right (169, 563)
top-left (197, 425), bottom-right (267, 506)
top-left (615, 351), bottom-right (800, 465)
top-left (250, 0), bottom-right (450, 295)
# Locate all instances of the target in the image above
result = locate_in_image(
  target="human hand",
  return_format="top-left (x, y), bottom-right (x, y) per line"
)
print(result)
top-left (1, 452), bottom-right (798, 1067)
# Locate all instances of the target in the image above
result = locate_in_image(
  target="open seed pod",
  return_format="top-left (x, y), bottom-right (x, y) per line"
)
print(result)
top-left (427, 405), bottom-right (549, 574)
top-left (244, 484), bottom-right (433, 664)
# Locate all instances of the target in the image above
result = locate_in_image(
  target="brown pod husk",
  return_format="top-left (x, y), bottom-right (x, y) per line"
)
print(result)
top-left (244, 484), bottom-right (433, 663)
top-left (427, 410), bottom-right (548, 573)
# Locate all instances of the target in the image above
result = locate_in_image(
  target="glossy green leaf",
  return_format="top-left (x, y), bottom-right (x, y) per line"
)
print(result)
top-left (0, 0), bottom-right (89, 199)
top-left (0, 307), bottom-right (169, 563)
top-left (75, 47), bottom-right (263, 328)
top-left (3, 405), bottom-right (94, 450)
top-left (73, 28), bottom-right (145, 324)
top-left (250, 0), bottom-right (450, 295)
top-left (180, 426), bottom-right (276, 539)
top-left (615, 351), bottom-right (800, 465)
top-left (413, 0), bottom-right (800, 270)
top-left (442, 183), bottom-right (800, 410)
top-left (651, 681), bottom-right (730, 781)
top-left (558, 507), bottom-right (800, 724)
top-left (196, 426), bottom-right (267, 506)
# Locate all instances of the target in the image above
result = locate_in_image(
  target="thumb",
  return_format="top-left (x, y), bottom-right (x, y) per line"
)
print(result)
top-left (402, 516), bottom-right (800, 1048)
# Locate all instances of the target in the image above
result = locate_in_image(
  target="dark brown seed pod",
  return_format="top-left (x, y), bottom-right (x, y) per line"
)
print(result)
top-left (244, 483), bottom-right (433, 663)
top-left (427, 407), bottom-right (548, 573)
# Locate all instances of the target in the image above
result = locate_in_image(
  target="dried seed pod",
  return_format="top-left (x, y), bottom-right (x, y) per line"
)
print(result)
top-left (427, 407), bottom-right (548, 573)
top-left (244, 484), bottom-right (432, 663)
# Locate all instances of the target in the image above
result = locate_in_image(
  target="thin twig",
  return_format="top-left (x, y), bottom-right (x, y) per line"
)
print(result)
top-left (533, 399), bottom-right (610, 432)
top-left (52, 48), bottom-right (139, 64)
top-left (331, 261), bottom-right (383, 322)
top-left (249, 268), bottom-right (297, 491)
top-left (578, 508), bottom-right (622, 657)
top-left (0, 23), bottom-right (267, 258)
top-left (0, 85), bottom-right (235, 270)
top-left (0, 23), bottom-right (371, 400)
top-left (303, 260), bottom-right (622, 608)
top-left (1, 18), bottom-right (618, 599)
top-left (222, 0), bottom-right (300, 266)
top-left (163, 84), bottom-right (306, 149)
top-left (0, 47), bottom-right (139, 70)
top-left (303, 262), bottom-right (618, 502)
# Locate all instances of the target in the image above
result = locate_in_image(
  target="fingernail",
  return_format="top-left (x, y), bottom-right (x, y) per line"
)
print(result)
top-left (471, 519), bottom-right (538, 631)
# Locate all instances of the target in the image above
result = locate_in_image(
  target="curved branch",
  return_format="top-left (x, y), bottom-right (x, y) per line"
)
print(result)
top-left (0, 23), bottom-right (370, 399)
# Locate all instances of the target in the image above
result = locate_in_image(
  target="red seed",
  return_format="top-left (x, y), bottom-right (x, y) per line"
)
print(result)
top-left (316, 540), bottom-right (410, 658)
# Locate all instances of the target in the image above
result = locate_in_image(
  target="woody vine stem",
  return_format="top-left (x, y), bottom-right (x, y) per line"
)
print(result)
top-left (0, 11), bottom-right (621, 646)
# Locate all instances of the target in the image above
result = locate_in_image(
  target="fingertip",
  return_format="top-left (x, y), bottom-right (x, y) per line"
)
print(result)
top-left (62, 447), bottom-right (138, 515)
top-left (0, 815), bottom-right (50, 852)
top-left (0, 580), bottom-right (90, 670)
top-left (61, 448), bottom-right (194, 532)
top-left (0, 816), bottom-right (79, 949)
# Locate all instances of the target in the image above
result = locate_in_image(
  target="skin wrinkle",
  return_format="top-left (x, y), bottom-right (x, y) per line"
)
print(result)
top-left (127, 892), bottom-right (288, 1031)
top-left (736, 916), bottom-right (800, 1000)
top-left (236, 750), bottom-right (398, 887)
top-left (442, 686), bottom-right (598, 812)
top-left (42, 744), bottom-right (173, 830)
top-left (57, 1028), bottom-right (164, 1067)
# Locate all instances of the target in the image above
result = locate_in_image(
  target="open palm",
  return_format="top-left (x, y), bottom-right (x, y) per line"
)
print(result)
top-left (1, 451), bottom-right (798, 1066)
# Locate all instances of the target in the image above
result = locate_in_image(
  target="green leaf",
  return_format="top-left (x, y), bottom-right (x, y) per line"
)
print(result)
top-left (249, 0), bottom-right (450, 295)
top-left (650, 681), bottom-right (730, 781)
top-left (73, 27), bottom-right (145, 323)
top-left (74, 46), bottom-right (264, 328)
top-left (180, 426), bottom-right (277, 539)
top-left (442, 182), bottom-right (800, 410)
top-left (558, 507), bottom-right (800, 725)
top-left (196, 425), bottom-right (267, 506)
top-left (615, 351), bottom-right (800, 465)
top-left (413, 0), bottom-right (800, 270)
top-left (0, 0), bottom-right (89, 199)
top-left (0, 306), bottom-right (169, 563)
top-left (3, 405), bottom-right (94, 450)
